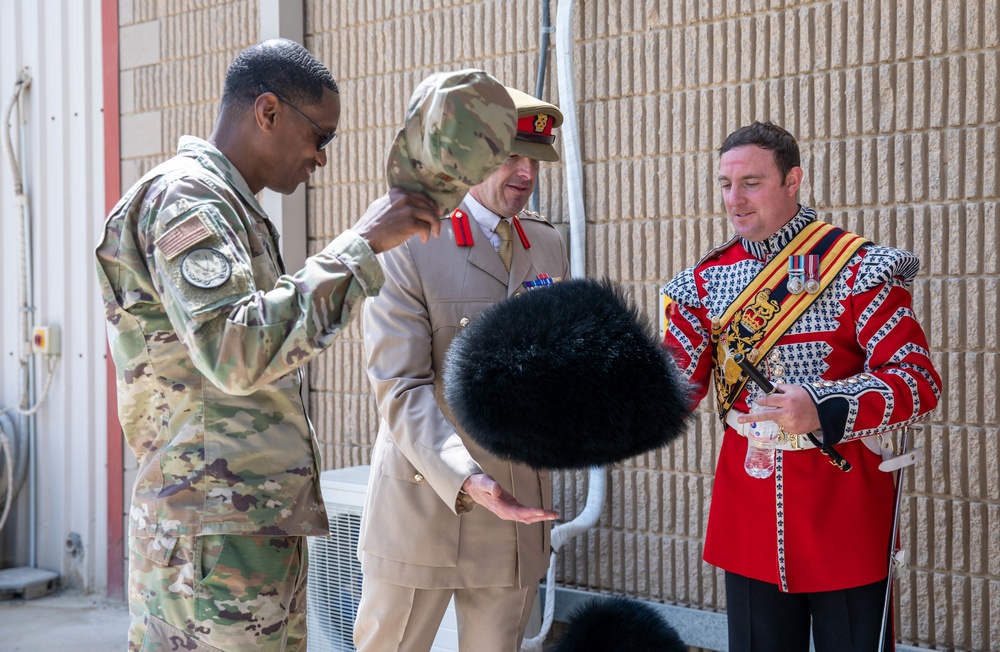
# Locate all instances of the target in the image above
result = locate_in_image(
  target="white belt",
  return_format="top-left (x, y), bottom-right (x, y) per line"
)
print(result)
top-left (724, 410), bottom-right (922, 472)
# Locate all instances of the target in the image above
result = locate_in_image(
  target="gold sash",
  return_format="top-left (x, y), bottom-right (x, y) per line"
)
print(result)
top-left (712, 221), bottom-right (869, 420)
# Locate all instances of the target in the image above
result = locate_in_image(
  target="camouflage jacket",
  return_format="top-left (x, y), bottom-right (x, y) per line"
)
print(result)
top-left (95, 136), bottom-right (383, 539)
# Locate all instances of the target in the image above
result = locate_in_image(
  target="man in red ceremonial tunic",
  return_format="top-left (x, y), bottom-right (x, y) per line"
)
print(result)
top-left (662, 122), bottom-right (941, 651)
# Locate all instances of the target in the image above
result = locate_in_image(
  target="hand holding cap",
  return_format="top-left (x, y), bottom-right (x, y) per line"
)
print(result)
top-left (386, 70), bottom-right (516, 216)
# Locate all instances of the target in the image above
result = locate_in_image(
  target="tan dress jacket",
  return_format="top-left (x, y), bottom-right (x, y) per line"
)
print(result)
top-left (358, 203), bottom-right (569, 589)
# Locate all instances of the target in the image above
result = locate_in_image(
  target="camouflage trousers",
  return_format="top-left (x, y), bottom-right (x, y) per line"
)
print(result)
top-left (128, 534), bottom-right (308, 651)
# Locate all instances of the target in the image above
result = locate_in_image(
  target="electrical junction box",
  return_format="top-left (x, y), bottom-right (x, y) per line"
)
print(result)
top-left (31, 325), bottom-right (59, 355)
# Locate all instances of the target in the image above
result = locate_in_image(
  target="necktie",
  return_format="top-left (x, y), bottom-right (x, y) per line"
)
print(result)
top-left (495, 219), bottom-right (513, 272)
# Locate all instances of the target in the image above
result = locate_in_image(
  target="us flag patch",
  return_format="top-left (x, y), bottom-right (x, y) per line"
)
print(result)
top-left (155, 211), bottom-right (212, 260)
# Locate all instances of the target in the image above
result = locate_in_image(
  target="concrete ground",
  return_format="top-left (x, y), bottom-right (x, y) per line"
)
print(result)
top-left (0, 589), bottom-right (564, 651)
top-left (0, 589), bottom-right (128, 651)
top-left (0, 589), bottom-right (575, 652)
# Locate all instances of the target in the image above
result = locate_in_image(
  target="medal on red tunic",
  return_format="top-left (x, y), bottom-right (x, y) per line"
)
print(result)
top-left (786, 254), bottom-right (820, 294)
top-left (804, 254), bottom-right (821, 294)
top-left (787, 255), bottom-right (806, 294)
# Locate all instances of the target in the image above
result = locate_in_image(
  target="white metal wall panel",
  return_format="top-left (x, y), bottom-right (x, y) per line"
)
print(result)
top-left (0, 0), bottom-right (108, 593)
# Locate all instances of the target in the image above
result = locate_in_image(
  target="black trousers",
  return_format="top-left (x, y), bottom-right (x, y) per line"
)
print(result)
top-left (725, 572), bottom-right (893, 652)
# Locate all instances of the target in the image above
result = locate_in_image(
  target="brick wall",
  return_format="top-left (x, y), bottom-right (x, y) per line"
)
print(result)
top-left (116, 1), bottom-right (999, 649)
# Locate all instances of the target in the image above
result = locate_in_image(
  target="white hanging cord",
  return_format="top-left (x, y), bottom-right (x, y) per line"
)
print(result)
top-left (2, 67), bottom-right (62, 539)
top-left (0, 423), bottom-right (16, 532)
top-left (0, 356), bottom-right (60, 418)
top-left (3, 69), bottom-right (60, 418)
top-left (521, 466), bottom-right (606, 650)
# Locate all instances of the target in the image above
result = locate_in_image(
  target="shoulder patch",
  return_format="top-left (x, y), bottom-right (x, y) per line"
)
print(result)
top-left (662, 266), bottom-right (701, 308)
top-left (695, 235), bottom-right (740, 267)
top-left (152, 203), bottom-right (251, 320)
top-left (180, 248), bottom-right (232, 289)
top-left (853, 245), bottom-right (921, 294)
top-left (517, 209), bottom-right (552, 224)
top-left (155, 210), bottom-right (213, 260)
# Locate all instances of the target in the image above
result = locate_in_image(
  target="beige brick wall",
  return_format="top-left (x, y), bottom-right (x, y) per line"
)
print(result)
top-left (116, 1), bottom-right (999, 649)
top-left (119, 0), bottom-right (258, 189)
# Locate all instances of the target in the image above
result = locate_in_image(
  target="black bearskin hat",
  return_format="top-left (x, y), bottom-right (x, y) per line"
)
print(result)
top-left (552, 595), bottom-right (686, 652)
top-left (442, 278), bottom-right (693, 469)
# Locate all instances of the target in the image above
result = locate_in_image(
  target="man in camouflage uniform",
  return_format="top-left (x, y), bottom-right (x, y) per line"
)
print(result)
top-left (94, 39), bottom-right (519, 651)
top-left (354, 86), bottom-right (566, 652)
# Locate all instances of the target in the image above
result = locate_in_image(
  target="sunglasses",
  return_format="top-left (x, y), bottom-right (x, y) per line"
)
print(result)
top-left (259, 84), bottom-right (338, 150)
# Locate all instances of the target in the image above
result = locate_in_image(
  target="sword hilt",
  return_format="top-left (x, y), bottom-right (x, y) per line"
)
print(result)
top-left (733, 353), bottom-right (775, 394)
top-left (733, 352), bottom-right (852, 472)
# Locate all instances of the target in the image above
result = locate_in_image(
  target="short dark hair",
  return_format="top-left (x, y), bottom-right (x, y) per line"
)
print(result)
top-left (221, 38), bottom-right (339, 113)
top-left (719, 121), bottom-right (801, 182)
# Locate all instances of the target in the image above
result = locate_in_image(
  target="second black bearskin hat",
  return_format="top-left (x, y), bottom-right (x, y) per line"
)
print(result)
top-left (551, 595), bottom-right (686, 652)
top-left (442, 277), bottom-right (694, 470)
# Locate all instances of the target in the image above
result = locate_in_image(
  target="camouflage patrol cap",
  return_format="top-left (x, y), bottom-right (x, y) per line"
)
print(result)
top-left (505, 86), bottom-right (563, 162)
top-left (386, 70), bottom-right (516, 216)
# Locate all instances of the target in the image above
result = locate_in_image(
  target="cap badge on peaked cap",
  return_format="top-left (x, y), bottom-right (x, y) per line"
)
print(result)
top-left (504, 86), bottom-right (563, 162)
top-left (515, 114), bottom-right (555, 144)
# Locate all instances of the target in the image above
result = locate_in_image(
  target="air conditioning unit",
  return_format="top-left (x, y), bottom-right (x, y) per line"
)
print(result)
top-left (307, 465), bottom-right (459, 652)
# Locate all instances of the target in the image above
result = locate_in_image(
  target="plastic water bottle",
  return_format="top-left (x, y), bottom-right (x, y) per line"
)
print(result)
top-left (744, 402), bottom-right (779, 479)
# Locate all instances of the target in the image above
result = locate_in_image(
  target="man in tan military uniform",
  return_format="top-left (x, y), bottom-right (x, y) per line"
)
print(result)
top-left (354, 87), bottom-right (567, 652)
top-left (95, 40), bottom-right (515, 651)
